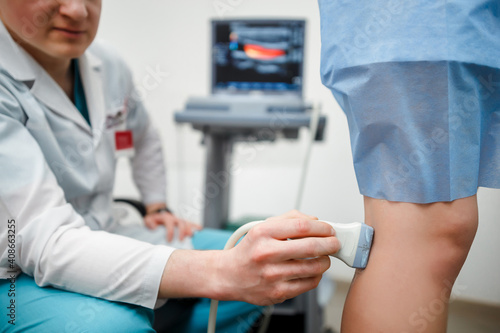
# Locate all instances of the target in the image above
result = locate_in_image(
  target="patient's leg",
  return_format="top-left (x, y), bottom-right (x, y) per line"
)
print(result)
top-left (341, 196), bottom-right (478, 332)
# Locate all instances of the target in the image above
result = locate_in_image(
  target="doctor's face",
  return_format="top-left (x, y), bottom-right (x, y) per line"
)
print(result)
top-left (0, 0), bottom-right (101, 61)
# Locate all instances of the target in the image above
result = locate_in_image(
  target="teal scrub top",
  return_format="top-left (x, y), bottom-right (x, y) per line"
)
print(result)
top-left (73, 59), bottom-right (90, 126)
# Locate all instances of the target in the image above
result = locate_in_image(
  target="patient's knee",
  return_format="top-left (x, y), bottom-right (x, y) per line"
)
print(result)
top-left (433, 199), bottom-right (478, 249)
top-left (428, 199), bottom-right (478, 277)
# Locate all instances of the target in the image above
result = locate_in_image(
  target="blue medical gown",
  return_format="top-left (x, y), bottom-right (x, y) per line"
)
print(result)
top-left (319, 0), bottom-right (500, 203)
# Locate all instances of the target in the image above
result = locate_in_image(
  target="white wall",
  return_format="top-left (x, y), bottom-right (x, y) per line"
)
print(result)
top-left (99, 0), bottom-right (500, 305)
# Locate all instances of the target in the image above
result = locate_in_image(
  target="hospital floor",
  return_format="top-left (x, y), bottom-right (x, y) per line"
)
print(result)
top-left (324, 281), bottom-right (500, 333)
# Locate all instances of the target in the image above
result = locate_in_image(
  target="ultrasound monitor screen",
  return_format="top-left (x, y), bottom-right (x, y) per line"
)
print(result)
top-left (212, 19), bottom-right (305, 95)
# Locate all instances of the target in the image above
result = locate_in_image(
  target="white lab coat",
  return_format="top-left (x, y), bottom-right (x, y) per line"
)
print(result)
top-left (0, 20), bottom-right (175, 309)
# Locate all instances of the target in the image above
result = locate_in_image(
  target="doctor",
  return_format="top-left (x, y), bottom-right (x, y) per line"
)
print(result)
top-left (0, 0), bottom-right (339, 332)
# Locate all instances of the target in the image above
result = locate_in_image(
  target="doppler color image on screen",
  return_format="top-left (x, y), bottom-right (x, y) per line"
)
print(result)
top-left (212, 20), bottom-right (305, 94)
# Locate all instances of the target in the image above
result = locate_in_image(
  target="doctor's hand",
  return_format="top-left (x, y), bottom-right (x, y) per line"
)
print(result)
top-left (144, 203), bottom-right (202, 241)
top-left (159, 210), bottom-right (340, 305)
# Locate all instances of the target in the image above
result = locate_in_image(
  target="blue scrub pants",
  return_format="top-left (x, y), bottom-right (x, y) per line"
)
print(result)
top-left (0, 229), bottom-right (262, 333)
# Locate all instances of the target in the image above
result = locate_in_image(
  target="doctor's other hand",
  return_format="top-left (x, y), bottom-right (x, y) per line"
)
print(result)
top-left (144, 203), bottom-right (202, 241)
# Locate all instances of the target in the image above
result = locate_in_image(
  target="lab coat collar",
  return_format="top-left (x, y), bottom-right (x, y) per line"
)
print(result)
top-left (0, 19), bottom-right (106, 139)
top-left (30, 60), bottom-right (94, 134)
top-left (29, 50), bottom-right (105, 138)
